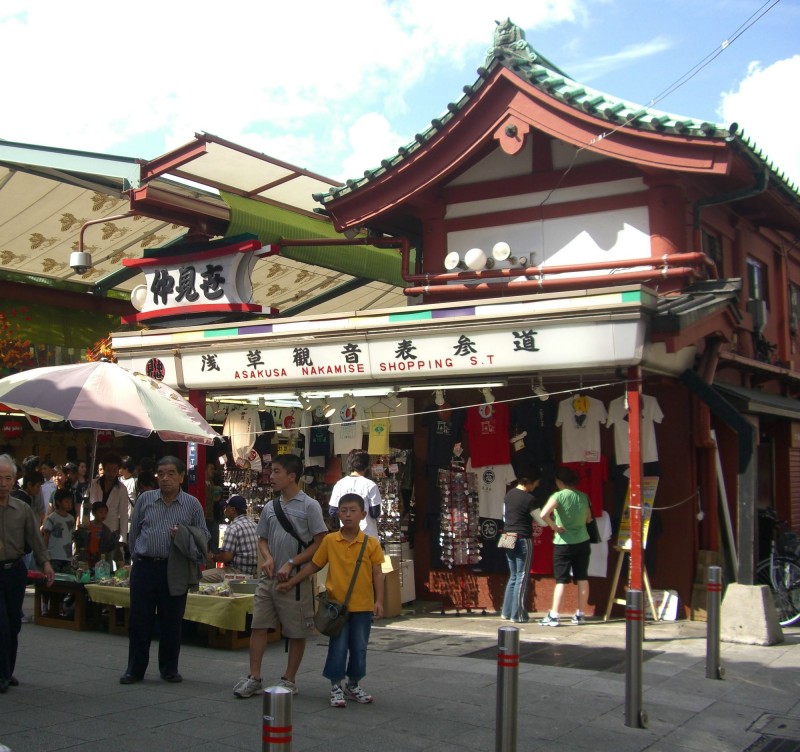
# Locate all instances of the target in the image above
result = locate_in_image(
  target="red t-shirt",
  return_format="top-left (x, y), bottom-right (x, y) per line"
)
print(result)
top-left (561, 456), bottom-right (608, 517)
top-left (464, 403), bottom-right (510, 468)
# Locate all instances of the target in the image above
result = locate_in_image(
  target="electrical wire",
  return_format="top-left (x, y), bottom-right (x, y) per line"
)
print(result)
top-left (536, 0), bottom-right (781, 214)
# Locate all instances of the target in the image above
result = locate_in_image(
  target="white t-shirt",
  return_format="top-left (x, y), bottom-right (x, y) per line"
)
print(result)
top-left (556, 395), bottom-right (608, 463)
top-left (467, 460), bottom-right (516, 519)
top-left (328, 402), bottom-right (364, 455)
top-left (588, 511), bottom-right (613, 578)
top-left (328, 474), bottom-right (383, 538)
top-left (223, 405), bottom-right (261, 467)
top-left (606, 394), bottom-right (664, 465)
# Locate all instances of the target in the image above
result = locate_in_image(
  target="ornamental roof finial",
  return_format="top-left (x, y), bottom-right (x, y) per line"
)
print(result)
top-left (485, 18), bottom-right (536, 67)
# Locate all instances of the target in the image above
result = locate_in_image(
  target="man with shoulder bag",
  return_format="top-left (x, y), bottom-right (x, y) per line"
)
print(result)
top-left (232, 454), bottom-right (327, 699)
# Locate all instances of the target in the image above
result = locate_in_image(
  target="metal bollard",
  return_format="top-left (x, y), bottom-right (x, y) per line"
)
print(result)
top-left (624, 589), bottom-right (648, 729)
top-left (262, 685), bottom-right (293, 751)
top-left (705, 565), bottom-right (725, 680)
top-left (496, 626), bottom-right (520, 752)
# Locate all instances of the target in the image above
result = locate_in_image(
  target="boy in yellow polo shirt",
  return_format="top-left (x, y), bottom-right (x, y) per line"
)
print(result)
top-left (278, 493), bottom-right (384, 707)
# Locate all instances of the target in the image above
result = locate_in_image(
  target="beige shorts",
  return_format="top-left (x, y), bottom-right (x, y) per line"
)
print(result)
top-left (252, 577), bottom-right (315, 638)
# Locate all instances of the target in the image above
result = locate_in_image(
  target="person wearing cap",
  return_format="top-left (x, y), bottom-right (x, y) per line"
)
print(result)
top-left (202, 495), bottom-right (259, 581)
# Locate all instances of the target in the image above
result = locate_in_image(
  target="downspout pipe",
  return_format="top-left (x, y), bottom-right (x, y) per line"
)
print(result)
top-left (277, 237), bottom-right (711, 282)
top-left (404, 265), bottom-right (702, 299)
top-left (401, 251), bottom-right (715, 286)
top-left (691, 166), bottom-right (769, 240)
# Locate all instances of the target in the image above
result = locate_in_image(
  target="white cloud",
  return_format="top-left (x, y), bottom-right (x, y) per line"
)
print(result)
top-left (339, 113), bottom-right (407, 179)
top-left (568, 37), bottom-right (674, 83)
top-left (720, 55), bottom-right (800, 187)
top-left (0, 0), bottom-right (587, 178)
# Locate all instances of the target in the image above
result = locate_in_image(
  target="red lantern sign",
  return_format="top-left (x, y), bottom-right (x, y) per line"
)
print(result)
top-left (96, 430), bottom-right (114, 444)
top-left (2, 420), bottom-right (24, 440)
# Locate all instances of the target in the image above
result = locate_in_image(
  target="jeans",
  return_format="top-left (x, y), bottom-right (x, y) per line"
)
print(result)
top-left (322, 611), bottom-right (372, 684)
top-left (501, 537), bottom-right (533, 622)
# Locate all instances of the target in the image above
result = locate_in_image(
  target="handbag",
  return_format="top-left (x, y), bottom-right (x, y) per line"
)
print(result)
top-left (497, 532), bottom-right (518, 549)
top-left (314, 534), bottom-right (370, 638)
top-left (586, 512), bottom-right (601, 544)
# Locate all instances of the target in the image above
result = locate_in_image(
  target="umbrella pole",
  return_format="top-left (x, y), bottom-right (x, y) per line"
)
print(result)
top-left (85, 429), bottom-right (99, 524)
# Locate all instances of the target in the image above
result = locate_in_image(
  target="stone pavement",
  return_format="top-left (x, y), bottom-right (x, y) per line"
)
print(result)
top-left (1, 591), bottom-right (799, 752)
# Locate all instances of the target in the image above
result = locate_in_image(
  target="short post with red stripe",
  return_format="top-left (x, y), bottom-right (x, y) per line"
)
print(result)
top-left (495, 626), bottom-right (520, 752)
top-left (262, 685), bottom-right (293, 751)
top-left (705, 565), bottom-right (725, 680)
top-left (624, 589), bottom-right (648, 728)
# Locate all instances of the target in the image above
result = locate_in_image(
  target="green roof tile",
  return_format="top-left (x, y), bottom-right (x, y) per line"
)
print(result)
top-left (318, 19), bottom-right (800, 206)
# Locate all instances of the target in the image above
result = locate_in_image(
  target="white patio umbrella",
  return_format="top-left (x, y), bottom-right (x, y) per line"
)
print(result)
top-left (0, 360), bottom-right (220, 445)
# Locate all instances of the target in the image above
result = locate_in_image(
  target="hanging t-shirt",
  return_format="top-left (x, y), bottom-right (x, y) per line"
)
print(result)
top-left (297, 410), bottom-right (329, 467)
top-left (422, 403), bottom-right (465, 467)
top-left (367, 417), bottom-right (391, 455)
top-left (588, 511), bottom-right (613, 577)
top-left (556, 395), bottom-right (607, 463)
top-left (607, 394), bottom-right (664, 465)
top-left (328, 403), bottom-right (364, 454)
top-left (510, 398), bottom-right (556, 469)
top-left (224, 405), bottom-right (262, 468)
top-left (531, 521), bottom-right (553, 575)
top-left (561, 457), bottom-right (608, 518)
top-left (467, 460), bottom-right (516, 519)
top-left (464, 402), bottom-right (511, 467)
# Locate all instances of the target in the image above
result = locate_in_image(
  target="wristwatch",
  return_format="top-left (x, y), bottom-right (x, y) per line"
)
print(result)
top-left (287, 557), bottom-right (295, 567)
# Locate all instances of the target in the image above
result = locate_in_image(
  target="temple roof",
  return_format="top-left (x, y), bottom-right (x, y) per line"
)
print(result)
top-left (315, 20), bottom-right (799, 209)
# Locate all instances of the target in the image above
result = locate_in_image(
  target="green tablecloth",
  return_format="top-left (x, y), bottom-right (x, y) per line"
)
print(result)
top-left (84, 585), bottom-right (254, 631)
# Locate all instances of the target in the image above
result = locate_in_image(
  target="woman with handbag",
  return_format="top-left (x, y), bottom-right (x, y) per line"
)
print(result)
top-left (500, 467), bottom-right (542, 623)
top-left (538, 466), bottom-right (592, 627)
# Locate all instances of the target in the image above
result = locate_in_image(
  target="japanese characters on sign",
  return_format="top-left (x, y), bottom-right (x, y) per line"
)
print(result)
top-left (149, 318), bottom-right (641, 388)
top-left (121, 236), bottom-right (265, 326)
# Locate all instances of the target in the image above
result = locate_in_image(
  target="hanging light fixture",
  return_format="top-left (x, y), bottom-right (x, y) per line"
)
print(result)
top-left (434, 389), bottom-right (445, 406)
top-left (322, 398), bottom-right (336, 418)
top-left (532, 376), bottom-right (549, 401)
top-left (344, 392), bottom-right (357, 410)
top-left (387, 389), bottom-right (403, 408)
top-left (480, 387), bottom-right (495, 404)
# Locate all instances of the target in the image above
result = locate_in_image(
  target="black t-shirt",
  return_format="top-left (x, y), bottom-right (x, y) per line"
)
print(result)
top-left (510, 399), bottom-right (556, 467)
top-left (503, 487), bottom-right (537, 536)
top-left (422, 404), bottom-right (465, 467)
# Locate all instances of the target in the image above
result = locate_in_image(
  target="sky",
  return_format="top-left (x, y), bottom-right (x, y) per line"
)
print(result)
top-left (1, 0), bottom-right (799, 186)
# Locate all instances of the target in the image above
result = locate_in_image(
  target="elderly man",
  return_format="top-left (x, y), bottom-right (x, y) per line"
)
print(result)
top-left (0, 454), bottom-right (55, 693)
top-left (121, 455), bottom-right (208, 686)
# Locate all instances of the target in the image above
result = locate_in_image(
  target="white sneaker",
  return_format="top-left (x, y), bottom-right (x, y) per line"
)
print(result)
top-left (278, 677), bottom-right (299, 695)
top-left (344, 683), bottom-right (373, 704)
top-left (330, 684), bottom-right (346, 708)
top-left (233, 676), bottom-right (262, 698)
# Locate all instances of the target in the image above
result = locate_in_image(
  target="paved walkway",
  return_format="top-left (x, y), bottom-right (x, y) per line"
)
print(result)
top-left (1, 591), bottom-right (799, 751)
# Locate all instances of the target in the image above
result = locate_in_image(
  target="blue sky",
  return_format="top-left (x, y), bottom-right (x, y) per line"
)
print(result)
top-left (1, 0), bottom-right (798, 185)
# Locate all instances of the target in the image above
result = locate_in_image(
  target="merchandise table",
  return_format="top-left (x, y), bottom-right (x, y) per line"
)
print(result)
top-left (84, 585), bottom-right (254, 631)
top-left (34, 580), bottom-right (97, 631)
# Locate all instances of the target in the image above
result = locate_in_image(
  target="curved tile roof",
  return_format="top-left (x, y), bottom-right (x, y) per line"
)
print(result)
top-left (316, 20), bottom-right (799, 207)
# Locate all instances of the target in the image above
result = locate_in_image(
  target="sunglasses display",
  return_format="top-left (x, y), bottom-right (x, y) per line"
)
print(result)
top-left (438, 468), bottom-right (482, 569)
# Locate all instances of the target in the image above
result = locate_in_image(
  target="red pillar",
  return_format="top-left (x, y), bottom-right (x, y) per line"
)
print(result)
top-left (187, 390), bottom-right (207, 506)
top-left (627, 367), bottom-right (643, 591)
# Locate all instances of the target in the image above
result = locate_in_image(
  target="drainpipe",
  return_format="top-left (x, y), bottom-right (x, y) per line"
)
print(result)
top-left (691, 166), bottom-right (769, 251)
top-left (272, 238), bottom-right (714, 293)
top-left (403, 265), bottom-right (702, 299)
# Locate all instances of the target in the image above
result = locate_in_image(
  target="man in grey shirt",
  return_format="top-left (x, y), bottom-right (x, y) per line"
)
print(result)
top-left (0, 454), bottom-right (55, 692)
top-left (233, 454), bottom-right (327, 698)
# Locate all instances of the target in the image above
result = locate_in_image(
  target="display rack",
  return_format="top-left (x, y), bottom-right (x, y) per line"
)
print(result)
top-left (437, 467), bottom-right (481, 611)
